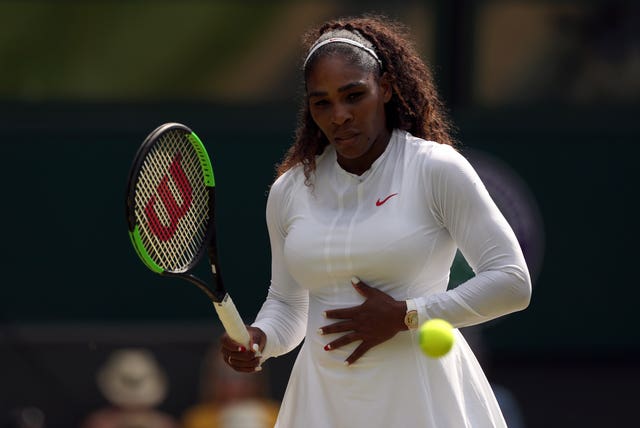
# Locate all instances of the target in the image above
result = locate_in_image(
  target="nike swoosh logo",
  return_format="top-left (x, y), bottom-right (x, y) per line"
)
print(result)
top-left (376, 193), bottom-right (398, 206)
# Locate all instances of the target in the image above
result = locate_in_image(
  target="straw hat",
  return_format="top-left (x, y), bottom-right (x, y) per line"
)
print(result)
top-left (96, 348), bottom-right (168, 408)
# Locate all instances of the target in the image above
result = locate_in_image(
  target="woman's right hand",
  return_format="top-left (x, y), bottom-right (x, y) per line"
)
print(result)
top-left (220, 326), bottom-right (266, 373)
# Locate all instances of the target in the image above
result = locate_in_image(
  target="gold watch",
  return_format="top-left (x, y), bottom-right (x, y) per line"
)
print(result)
top-left (404, 299), bottom-right (418, 330)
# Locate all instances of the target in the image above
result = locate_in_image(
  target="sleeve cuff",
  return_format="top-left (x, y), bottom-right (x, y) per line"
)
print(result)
top-left (409, 297), bottom-right (429, 328)
top-left (251, 321), bottom-right (277, 361)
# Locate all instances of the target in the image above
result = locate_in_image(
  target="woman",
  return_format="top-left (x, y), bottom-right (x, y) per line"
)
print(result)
top-left (220, 15), bottom-right (531, 427)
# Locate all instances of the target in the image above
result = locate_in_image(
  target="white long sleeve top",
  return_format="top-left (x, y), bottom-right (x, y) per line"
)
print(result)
top-left (253, 129), bottom-right (531, 427)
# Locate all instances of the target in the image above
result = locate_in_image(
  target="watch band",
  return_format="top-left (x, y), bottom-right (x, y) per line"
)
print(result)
top-left (404, 299), bottom-right (419, 330)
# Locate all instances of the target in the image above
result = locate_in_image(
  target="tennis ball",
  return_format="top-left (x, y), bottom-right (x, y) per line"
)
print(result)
top-left (418, 319), bottom-right (454, 358)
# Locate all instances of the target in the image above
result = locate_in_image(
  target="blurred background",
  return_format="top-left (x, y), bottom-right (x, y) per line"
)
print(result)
top-left (0, 0), bottom-right (638, 426)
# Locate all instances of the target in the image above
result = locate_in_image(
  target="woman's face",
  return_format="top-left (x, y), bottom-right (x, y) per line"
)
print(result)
top-left (306, 54), bottom-right (392, 174)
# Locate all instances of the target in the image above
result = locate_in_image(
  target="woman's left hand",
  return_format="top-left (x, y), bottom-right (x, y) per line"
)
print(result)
top-left (319, 277), bottom-right (407, 365)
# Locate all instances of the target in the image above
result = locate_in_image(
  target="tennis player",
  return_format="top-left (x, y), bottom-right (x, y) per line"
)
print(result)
top-left (220, 15), bottom-right (531, 427)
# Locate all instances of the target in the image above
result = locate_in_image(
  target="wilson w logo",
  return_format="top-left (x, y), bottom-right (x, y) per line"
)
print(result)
top-left (144, 152), bottom-right (193, 241)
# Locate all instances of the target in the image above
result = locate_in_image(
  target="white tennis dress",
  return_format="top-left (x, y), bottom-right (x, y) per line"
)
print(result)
top-left (253, 130), bottom-right (531, 428)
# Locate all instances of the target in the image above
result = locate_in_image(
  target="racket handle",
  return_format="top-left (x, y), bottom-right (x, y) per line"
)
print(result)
top-left (213, 294), bottom-right (251, 347)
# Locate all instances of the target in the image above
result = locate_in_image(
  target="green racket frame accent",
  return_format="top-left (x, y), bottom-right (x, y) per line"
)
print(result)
top-left (187, 132), bottom-right (215, 187)
top-left (129, 225), bottom-right (164, 274)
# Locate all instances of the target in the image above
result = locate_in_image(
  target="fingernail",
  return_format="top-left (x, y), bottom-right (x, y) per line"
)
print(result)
top-left (254, 365), bottom-right (263, 372)
top-left (344, 361), bottom-right (350, 366)
top-left (238, 346), bottom-right (246, 352)
top-left (252, 343), bottom-right (260, 353)
top-left (322, 311), bottom-right (327, 318)
top-left (351, 276), bottom-right (360, 285)
top-left (324, 344), bottom-right (331, 351)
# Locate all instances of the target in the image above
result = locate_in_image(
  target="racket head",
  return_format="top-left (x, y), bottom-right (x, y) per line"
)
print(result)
top-left (125, 122), bottom-right (216, 275)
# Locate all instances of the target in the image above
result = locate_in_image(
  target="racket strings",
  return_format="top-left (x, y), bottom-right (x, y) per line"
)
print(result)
top-left (134, 129), bottom-right (210, 272)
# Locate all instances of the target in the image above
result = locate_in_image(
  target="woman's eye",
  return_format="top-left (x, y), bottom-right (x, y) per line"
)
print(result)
top-left (347, 92), bottom-right (364, 102)
top-left (313, 99), bottom-right (329, 107)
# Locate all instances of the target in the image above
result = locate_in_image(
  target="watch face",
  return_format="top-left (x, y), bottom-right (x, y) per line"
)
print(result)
top-left (405, 310), bottom-right (418, 329)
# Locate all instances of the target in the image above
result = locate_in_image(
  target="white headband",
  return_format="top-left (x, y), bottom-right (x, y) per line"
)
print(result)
top-left (303, 37), bottom-right (382, 69)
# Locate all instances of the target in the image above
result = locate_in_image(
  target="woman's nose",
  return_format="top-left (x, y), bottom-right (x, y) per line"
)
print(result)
top-left (331, 103), bottom-right (353, 126)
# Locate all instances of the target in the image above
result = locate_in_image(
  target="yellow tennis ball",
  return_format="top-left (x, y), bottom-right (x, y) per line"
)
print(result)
top-left (418, 319), bottom-right (454, 358)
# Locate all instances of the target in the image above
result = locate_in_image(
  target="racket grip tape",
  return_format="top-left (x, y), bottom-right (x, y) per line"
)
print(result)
top-left (213, 294), bottom-right (251, 348)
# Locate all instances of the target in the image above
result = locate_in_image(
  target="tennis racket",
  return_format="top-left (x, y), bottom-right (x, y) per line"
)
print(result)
top-left (125, 122), bottom-right (251, 347)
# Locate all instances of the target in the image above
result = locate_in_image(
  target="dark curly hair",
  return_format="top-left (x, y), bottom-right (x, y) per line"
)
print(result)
top-left (276, 15), bottom-right (454, 182)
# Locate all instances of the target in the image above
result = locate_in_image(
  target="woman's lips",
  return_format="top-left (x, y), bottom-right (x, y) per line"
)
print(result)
top-left (334, 132), bottom-right (359, 144)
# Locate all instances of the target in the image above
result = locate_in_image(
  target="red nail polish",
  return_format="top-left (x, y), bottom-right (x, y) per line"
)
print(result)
top-left (239, 346), bottom-right (246, 352)
top-left (324, 344), bottom-right (331, 351)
